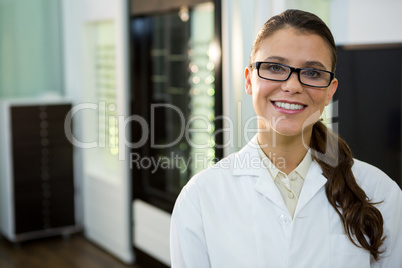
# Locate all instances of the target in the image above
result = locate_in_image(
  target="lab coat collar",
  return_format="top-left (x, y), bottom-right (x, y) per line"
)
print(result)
top-left (294, 161), bottom-right (327, 217)
top-left (232, 135), bottom-right (328, 216)
top-left (232, 135), bottom-right (266, 177)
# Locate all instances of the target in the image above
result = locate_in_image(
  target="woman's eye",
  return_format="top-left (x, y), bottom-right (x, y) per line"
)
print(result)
top-left (268, 64), bottom-right (283, 72)
top-left (305, 70), bottom-right (320, 77)
top-left (308, 70), bottom-right (317, 76)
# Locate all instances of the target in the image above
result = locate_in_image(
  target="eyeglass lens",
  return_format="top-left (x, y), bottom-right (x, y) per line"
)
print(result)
top-left (258, 62), bottom-right (332, 87)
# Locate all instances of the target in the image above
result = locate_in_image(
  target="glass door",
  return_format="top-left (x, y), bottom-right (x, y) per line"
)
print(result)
top-left (130, 1), bottom-right (222, 212)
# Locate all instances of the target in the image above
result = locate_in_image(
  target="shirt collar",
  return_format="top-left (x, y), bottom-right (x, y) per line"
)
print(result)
top-left (257, 143), bottom-right (312, 180)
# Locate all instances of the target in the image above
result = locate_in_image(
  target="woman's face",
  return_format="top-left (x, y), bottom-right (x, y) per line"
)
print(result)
top-left (245, 27), bottom-right (338, 138)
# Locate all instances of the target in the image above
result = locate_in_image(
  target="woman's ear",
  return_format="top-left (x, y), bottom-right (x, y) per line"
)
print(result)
top-left (325, 78), bottom-right (338, 106)
top-left (245, 66), bottom-right (253, 95)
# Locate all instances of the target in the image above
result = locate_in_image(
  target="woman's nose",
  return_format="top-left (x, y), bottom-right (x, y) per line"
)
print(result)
top-left (281, 72), bottom-right (303, 94)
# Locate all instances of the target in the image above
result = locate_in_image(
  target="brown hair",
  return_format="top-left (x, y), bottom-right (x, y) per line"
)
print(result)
top-left (251, 9), bottom-right (385, 260)
top-left (250, 9), bottom-right (337, 71)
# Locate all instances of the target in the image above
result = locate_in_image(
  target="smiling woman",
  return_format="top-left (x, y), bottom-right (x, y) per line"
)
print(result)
top-left (170, 9), bottom-right (402, 268)
top-left (245, 26), bottom-right (338, 169)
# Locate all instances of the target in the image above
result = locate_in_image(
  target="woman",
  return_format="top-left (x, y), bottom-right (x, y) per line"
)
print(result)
top-left (170, 9), bottom-right (402, 267)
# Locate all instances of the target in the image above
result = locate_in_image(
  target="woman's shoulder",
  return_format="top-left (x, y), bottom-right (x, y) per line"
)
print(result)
top-left (352, 159), bottom-right (390, 179)
top-left (182, 145), bottom-right (260, 195)
top-left (187, 152), bottom-right (239, 186)
top-left (351, 158), bottom-right (401, 199)
top-left (176, 151), bottom-right (247, 207)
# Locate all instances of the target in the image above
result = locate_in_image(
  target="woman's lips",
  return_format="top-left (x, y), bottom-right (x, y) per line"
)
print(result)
top-left (272, 100), bottom-right (307, 114)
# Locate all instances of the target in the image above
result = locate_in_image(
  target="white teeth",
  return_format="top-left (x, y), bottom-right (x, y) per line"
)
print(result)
top-left (274, 101), bottom-right (305, 110)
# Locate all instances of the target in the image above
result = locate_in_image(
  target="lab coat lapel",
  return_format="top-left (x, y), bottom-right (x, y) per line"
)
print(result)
top-left (294, 161), bottom-right (327, 217)
top-left (232, 135), bottom-right (289, 213)
top-left (254, 169), bottom-right (290, 213)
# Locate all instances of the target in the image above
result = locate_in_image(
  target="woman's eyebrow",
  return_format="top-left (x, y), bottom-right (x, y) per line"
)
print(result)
top-left (264, 56), bottom-right (288, 63)
top-left (304, 61), bottom-right (327, 70)
top-left (263, 57), bottom-right (328, 70)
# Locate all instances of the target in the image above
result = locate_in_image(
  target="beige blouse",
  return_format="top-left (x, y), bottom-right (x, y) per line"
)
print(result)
top-left (257, 145), bottom-right (312, 218)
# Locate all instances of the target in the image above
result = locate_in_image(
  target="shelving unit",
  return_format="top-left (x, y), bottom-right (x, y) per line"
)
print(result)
top-left (0, 100), bottom-right (78, 242)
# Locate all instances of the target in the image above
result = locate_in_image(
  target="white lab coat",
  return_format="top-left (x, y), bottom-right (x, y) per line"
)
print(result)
top-left (170, 136), bottom-right (402, 268)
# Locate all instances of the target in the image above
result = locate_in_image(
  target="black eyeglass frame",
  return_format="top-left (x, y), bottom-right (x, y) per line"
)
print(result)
top-left (251, 61), bottom-right (335, 88)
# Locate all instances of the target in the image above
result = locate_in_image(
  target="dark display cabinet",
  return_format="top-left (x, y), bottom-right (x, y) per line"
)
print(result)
top-left (0, 101), bottom-right (78, 242)
top-left (334, 44), bottom-right (402, 186)
top-left (129, 0), bottom-right (222, 265)
top-left (131, 0), bottom-right (222, 214)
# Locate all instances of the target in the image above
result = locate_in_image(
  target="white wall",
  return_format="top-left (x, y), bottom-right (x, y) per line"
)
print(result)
top-left (61, 0), bottom-right (84, 230)
top-left (222, 0), bottom-right (279, 156)
top-left (0, 0), bottom-right (63, 98)
top-left (330, 0), bottom-right (402, 45)
top-left (62, 0), bottom-right (134, 264)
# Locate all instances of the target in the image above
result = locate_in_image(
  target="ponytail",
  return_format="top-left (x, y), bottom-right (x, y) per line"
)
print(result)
top-left (310, 121), bottom-right (385, 260)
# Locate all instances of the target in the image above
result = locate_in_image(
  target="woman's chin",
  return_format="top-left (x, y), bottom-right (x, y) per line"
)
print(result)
top-left (269, 126), bottom-right (312, 139)
top-left (275, 130), bottom-right (303, 137)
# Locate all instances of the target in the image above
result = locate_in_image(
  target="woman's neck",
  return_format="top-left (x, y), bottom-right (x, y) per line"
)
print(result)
top-left (257, 130), bottom-right (312, 175)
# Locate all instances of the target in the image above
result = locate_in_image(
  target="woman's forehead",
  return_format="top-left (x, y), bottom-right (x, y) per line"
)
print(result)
top-left (254, 28), bottom-right (333, 69)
